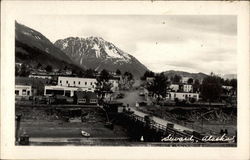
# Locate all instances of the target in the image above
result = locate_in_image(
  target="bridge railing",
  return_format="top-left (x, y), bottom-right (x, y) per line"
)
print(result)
top-left (127, 113), bottom-right (203, 141)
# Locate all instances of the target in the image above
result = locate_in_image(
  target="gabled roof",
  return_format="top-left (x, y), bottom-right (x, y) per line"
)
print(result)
top-left (75, 91), bottom-right (97, 99)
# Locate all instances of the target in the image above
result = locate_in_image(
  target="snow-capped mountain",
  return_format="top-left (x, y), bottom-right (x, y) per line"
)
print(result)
top-left (54, 37), bottom-right (148, 78)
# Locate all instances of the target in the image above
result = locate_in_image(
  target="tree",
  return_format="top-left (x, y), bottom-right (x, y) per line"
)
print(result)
top-left (193, 79), bottom-right (200, 93)
top-left (201, 74), bottom-right (222, 103)
top-left (45, 65), bottom-right (52, 72)
top-left (187, 78), bottom-right (194, 84)
top-left (77, 70), bottom-right (84, 77)
top-left (230, 78), bottom-right (237, 95)
top-left (96, 69), bottom-right (112, 103)
top-left (15, 65), bottom-right (19, 76)
top-left (116, 69), bottom-right (121, 75)
top-left (223, 79), bottom-right (231, 86)
top-left (141, 71), bottom-right (155, 80)
top-left (148, 73), bottom-right (167, 101)
top-left (36, 63), bottom-right (42, 69)
top-left (124, 71), bottom-right (133, 81)
top-left (84, 69), bottom-right (96, 78)
top-left (173, 74), bottom-right (181, 83)
top-left (19, 64), bottom-right (30, 77)
top-left (98, 69), bottom-right (110, 82)
top-left (230, 79), bottom-right (237, 89)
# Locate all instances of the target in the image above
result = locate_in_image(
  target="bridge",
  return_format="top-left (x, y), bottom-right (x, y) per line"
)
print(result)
top-left (119, 107), bottom-right (204, 142)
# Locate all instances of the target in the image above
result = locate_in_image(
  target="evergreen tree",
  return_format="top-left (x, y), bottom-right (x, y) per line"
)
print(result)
top-left (115, 69), bottom-right (121, 75)
top-left (201, 74), bottom-right (222, 103)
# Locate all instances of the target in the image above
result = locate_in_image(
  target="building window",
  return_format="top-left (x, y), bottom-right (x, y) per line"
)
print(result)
top-left (73, 81), bottom-right (75, 84)
top-left (15, 90), bottom-right (19, 95)
top-left (78, 99), bottom-right (86, 104)
top-left (90, 99), bottom-right (97, 103)
top-left (65, 90), bottom-right (71, 97)
top-left (85, 82), bottom-right (87, 85)
top-left (22, 89), bottom-right (26, 95)
top-left (90, 82), bottom-right (92, 85)
top-left (78, 81), bottom-right (80, 85)
top-left (60, 80), bottom-right (62, 83)
top-left (66, 81), bottom-right (68, 84)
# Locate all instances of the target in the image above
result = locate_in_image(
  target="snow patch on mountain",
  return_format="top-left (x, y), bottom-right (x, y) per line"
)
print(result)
top-left (62, 42), bottom-right (68, 49)
top-left (22, 31), bottom-right (31, 36)
top-left (104, 45), bottom-right (123, 59)
top-left (93, 43), bottom-right (101, 58)
top-left (34, 35), bottom-right (41, 40)
top-left (55, 36), bottom-right (134, 64)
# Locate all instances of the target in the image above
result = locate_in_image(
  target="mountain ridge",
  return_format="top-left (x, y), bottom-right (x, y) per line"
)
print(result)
top-left (54, 36), bottom-right (148, 78)
top-left (163, 70), bottom-right (208, 81)
top-left (15, 21), bottom-right (84, 71)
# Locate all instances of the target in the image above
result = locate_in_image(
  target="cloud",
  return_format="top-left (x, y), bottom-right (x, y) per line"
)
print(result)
top-left (16, 15), bottom-right (237, 74)
top-left (164, 15), bottom-right (237, 36)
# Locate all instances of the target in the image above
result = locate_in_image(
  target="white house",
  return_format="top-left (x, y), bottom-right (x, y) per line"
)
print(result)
top-left (222, 85), bottom-right (233, 91)
top-left (29, 74), bottom-right (52, 80)
top-left (146, 77), bottom-right (155, 83)
top-left (169, 84), bottom-right (179, 92)
top-left (109, 79), bottom-right (119, 92)
top-left (183, 84), bottom-right (193, 92)
top-left (166, 92), bottom-right (199, 101)
top-left (181, 77), bottom-right (191, 84)
top-left (15, 85), bottom-right (32, 96)
top-left (44, 85), bottom-right (95, 97)
top-left (58, 76), bottom-right (97, 89)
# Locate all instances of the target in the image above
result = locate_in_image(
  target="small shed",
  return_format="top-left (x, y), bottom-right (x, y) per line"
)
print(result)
top-left (75, 91), bottom-right (98, 105)
top-left (103, 101), bottom-right (123, 113)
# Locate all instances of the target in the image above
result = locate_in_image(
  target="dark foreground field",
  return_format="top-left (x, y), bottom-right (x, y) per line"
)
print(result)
top-left (16, 102), bottom-right (237, 147)
top-left (15, 105), bottom-right (130, 145)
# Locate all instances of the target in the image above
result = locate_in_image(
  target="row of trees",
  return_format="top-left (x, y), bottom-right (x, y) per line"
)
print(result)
top-left (142, 71), bottom-right (237, 103)
top-left (141, 71), bottom-right (193, 84)
top-left (15, 64), bottom-right (30, 77)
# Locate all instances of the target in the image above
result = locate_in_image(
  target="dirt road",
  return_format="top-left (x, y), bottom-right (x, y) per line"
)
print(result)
top-left (116, 82), bottom-right (194, 132)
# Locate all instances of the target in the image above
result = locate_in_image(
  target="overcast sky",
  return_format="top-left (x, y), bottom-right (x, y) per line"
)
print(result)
top-left (16, 15), bottom-right (237, 75)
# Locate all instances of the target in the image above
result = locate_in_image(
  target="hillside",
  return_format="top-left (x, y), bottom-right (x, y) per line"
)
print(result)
top-left (15, 21), bottom-right (83, 71)
top-left (163, 70), bottom-right (208, 81)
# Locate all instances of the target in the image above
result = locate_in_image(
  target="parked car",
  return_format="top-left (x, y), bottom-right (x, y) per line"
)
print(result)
top-left (139, 92), bottom-right (145, 96)
top-left (116, 93), bottom-right (124, 99)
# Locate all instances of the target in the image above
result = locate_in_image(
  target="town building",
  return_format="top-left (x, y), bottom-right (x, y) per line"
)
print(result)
top-left (181, 77), bottom-right (191, 84)
top-left (75, 91), bottom-right (98, 105)
top-left (65, 69), bottom-right (72, 75)
top-left (15, 62), bottom-right (22, 68)
top-left (146, 77), bottom-right (155, 83)
top-left (166, 92), bottom-right (199, 101)
top-left (169, 84), bottom-right (180, 92)
top-left (15, 85), bottom-right (32, 96)
top-left (222, 85), bottom-right (233, 91)
top-left (109, 78), bottom-right (119, 92)
top-left (58, 76), bottom-right (97, 89)
top-left (44, 85), bottom-right (95, 97)
top-left (183, 84), bottom-right (193, 92)
top-left (29, 74), bottom-right (52, 80)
